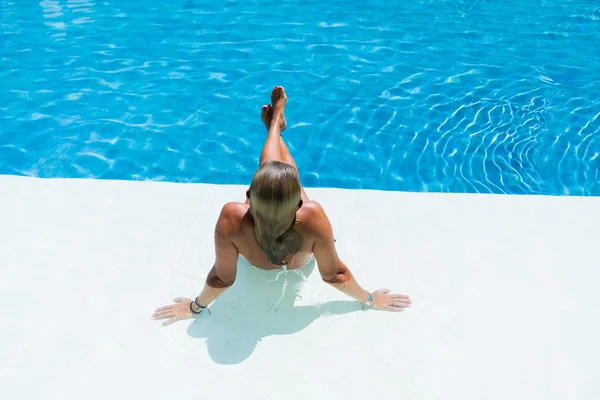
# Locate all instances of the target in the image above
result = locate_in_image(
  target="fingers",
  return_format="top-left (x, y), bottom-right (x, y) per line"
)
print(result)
top-left (391, 301), bottom-right (410, 309)
top-left (391, 296), bottom-right (412, 308)
top-left (389, 294), bottom-right (411, 303)
top-left (376, 291), bottom-right (412, 311)
top-left (152, 298), bottom-right (192, 322)
top-left (154, 305), bottom-right (173, 313)
top-left (152, 310), bottom-right (175, 320)
top-left (391, 296), bottom-right (412, 304)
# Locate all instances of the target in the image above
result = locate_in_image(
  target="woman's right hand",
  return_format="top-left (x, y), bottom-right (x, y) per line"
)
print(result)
top-left (151, 297), bottom-right (196, 326)
top-left (371, 289), bottom-right (412, 311)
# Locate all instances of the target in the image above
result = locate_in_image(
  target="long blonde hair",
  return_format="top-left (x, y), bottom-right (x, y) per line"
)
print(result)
top-left (249, 161), bottom-right (302, 266)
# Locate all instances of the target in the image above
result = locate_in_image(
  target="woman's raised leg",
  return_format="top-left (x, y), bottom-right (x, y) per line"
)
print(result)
top-left (280, 135), bottom-right (308, 201)
top-left (259, 87), bottom-right (309, 201)
top-left (278, 136), bottom-right (297, 171)
top-left (258, 86), bottom-right (286, 166)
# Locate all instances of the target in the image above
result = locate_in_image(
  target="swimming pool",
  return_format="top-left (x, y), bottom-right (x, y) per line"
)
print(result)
top-left (1, 0), bottom-right (599, 195)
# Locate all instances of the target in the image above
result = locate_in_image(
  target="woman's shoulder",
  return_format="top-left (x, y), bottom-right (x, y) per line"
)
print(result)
top-left (221, 201), bottom-right (249, 217)
top-left (216, 202), bottom-right (249, 236)
top-left (297, 200), bottom-right (330, 236)
top-left (299, 200), bottom-right (325, 217)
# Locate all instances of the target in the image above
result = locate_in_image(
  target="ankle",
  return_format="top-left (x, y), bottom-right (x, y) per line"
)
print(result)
top-left (272, 113), bottom-right (284, 124)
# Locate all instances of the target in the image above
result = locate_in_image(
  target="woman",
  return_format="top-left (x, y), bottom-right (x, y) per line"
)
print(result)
top-left (152, 86), bottom-right (411, 326)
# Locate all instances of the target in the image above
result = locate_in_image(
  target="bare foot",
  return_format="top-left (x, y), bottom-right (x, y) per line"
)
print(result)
top-left (261, 104), bottom-right (287, 131)
top-left (271, 85), bottom-right (287, 121)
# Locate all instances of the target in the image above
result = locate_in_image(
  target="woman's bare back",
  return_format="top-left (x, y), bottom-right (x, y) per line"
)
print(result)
top-left (226, 200), bottom-right (318, 270)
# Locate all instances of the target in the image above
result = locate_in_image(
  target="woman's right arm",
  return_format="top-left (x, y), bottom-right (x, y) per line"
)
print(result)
top-left (306, 201), bottom-right (411, 311)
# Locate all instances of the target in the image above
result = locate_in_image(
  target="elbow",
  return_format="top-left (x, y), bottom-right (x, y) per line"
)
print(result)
top-left (321, 269), bottom-right (353, 284)
top-left (207, 275), bottom-right (235, 289)
top-left (206, 268), bottom-right (235, 288)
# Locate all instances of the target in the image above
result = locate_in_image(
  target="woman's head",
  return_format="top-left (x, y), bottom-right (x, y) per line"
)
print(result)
top-left (248, 161), bottom-right (303, 265)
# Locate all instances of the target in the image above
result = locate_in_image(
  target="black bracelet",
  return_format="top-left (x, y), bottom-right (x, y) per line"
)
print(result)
top-left (195, 298), bottom-right (212, 315)
top-left (190, 297), bottom-right (211, 315)
top-left (189, 301), bottom-right (202, 315)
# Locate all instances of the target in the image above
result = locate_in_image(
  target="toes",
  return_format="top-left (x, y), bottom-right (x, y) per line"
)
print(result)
top-left (276, 86), bottom-right (286, 98)
top-left (271, 86), bottom-right (284, 102)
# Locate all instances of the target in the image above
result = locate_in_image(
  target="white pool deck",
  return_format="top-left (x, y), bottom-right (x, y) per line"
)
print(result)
top-left (0, 175), bottom-right (599, 399)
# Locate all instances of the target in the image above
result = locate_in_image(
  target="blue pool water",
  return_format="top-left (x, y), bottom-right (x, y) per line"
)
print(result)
top-left (1, 0), bottom-right (599, 195)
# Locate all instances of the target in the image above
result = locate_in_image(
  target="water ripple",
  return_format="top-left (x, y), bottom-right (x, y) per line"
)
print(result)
top-left (0, 0), bottom-right (599, 195)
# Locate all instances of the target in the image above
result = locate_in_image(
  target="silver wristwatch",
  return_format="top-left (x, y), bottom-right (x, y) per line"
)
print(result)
top-left (362, 292), bottom-right (374, 308)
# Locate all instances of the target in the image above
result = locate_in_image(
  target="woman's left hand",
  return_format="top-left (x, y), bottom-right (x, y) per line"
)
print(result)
top-left (151, 297), bottom-right (195, 326)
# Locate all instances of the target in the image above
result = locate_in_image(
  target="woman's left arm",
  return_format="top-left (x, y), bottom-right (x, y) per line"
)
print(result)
top-left (152, 203), bottom-right (241, 326)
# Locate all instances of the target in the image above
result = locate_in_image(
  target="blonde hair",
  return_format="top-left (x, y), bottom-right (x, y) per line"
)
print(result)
top-left (249, 161), bottom-right (302, 266)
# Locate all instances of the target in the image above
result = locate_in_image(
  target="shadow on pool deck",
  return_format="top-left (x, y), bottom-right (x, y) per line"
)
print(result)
top-left (186, 258), bottom-right (361, 364)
